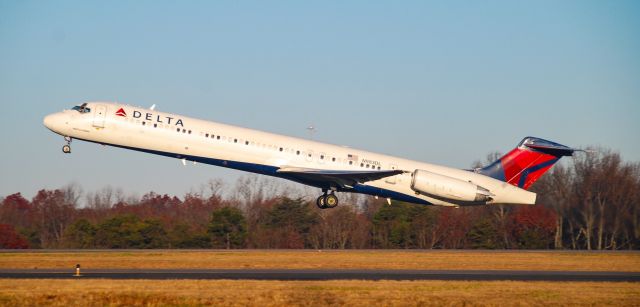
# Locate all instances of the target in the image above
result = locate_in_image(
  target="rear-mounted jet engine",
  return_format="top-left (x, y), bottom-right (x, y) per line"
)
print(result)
top-left (410, 170), bottom-right (493, 204)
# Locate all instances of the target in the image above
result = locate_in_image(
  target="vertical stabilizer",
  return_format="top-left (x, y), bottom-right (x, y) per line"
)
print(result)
top-left (478, 137), bottom-right (576, 190)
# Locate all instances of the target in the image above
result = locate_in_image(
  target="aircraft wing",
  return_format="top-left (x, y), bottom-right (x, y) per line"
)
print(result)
top-left (276, 167), bottom-right (404, 189)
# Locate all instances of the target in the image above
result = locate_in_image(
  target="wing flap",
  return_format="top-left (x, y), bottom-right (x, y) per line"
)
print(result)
top-left (277, 167), bottom-right (404, 189)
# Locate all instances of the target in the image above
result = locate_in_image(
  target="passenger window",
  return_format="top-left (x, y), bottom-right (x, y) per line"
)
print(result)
top-left (205, 133), bottom-right (209, 137)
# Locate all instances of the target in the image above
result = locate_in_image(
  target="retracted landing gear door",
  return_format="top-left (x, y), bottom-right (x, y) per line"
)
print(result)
top-left (93, 104), bottom-right (106, 128)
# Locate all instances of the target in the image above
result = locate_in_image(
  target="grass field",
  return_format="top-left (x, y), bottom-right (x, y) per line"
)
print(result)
top-left (1, 250), bottom-right (638, 271)
top-left (1, 251), bottom-right (638, 306)
top-left (0, 279), bottom-right (638, 306)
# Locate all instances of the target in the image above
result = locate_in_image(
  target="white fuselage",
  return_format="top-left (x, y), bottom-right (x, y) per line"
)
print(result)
top-left (44, 102), bottom-right (536, 207)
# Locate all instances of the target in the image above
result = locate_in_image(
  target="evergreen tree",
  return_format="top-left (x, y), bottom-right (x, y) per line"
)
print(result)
top-left (208, 207), bottom-right (247, 249)
top-left (63, 219), bottom-right (96, 248)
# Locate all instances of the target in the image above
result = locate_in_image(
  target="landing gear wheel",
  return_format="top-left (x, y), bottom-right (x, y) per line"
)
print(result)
top-left (62, 136), bottom-right (72, 154)
top-left (316, 195), bottom-right (327, 209)
top-left (316, 192), bottom-right (338, 209)
top-left (325, 194), bottom-right (339, 208)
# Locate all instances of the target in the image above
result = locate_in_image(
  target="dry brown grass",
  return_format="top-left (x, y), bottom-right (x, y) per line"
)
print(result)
top-left (1, 250), bottom-right (638, 271)
top-left (0, 279), bottom-right (638, 306)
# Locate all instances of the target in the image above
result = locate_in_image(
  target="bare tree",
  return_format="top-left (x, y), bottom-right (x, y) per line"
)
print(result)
top-left (32, 189), bottom-right (76, 248)
top-left (85, 186), bottom-right (124, 210)
top-left (62, 183), bottom-right (83, 208)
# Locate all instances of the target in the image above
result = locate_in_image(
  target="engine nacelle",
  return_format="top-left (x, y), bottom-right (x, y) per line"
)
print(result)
top-left (410, 170), bottom-right (493, 203)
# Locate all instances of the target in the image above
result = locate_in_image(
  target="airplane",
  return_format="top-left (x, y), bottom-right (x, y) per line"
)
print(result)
top-left (43, 102), bottom-right (578, 209)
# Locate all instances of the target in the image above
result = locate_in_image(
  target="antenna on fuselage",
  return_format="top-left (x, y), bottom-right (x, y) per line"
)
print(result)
top-left (306, 124), bottom-right (316, 140)
top-left (150, 104), bottom-right (156, 111)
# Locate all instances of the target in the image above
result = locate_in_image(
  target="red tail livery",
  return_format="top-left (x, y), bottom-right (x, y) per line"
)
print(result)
top-left (478, 137), bottom-right (576, 190)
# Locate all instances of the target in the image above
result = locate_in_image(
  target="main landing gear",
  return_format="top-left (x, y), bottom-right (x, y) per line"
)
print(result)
top-left (316, 191), bottom-right (339, 209)
top-left (62, 136), bottom-right (72, 154)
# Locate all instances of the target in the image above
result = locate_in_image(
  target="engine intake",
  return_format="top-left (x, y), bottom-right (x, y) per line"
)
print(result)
top-left (410, 170), bottom-right (493, 203)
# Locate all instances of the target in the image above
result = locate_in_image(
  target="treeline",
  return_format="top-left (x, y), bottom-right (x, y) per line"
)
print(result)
top-left (1, 150), bottom-right (638, 250)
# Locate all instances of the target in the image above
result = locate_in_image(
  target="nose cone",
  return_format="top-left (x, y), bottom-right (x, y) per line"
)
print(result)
top-left (43, 112), bottom-right (66, 133)
top-left (43, 114), bottom-right (55, 129)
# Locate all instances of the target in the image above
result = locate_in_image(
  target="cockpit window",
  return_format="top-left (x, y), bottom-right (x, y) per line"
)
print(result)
top-left (72, 103), bottom-right (91, 113)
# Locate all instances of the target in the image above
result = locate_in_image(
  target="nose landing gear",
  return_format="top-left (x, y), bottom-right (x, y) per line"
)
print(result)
top-left (316, 191), bottom-right (339, 209)
top-left (62, 136), bottom-right (72, 154)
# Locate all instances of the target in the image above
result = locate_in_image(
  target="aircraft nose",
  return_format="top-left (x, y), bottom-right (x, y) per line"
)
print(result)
top-left (43, 112), bottom-right (66, 132)
top-left (43, 114), bottom-right (54, 129)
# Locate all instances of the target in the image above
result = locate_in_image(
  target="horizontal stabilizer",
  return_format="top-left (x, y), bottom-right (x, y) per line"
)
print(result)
top-left (520, 137), bottom-right (579, 157)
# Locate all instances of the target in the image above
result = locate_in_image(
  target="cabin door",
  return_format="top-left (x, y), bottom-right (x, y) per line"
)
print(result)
top-left (93, 104), bottom-right (107, 128)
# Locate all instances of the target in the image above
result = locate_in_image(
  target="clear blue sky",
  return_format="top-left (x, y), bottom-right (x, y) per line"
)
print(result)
top-left (1, 1), bottom-right (639, 200)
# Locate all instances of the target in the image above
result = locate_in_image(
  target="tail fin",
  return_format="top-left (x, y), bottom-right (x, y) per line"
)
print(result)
top-left (478, 137), bottom-right (577, 190)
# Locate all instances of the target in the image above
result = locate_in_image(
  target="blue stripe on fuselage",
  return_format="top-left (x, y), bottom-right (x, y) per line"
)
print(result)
top-left (76, 138), bottom-right (434, 206)
top-left (351, 184), bottom-right (432, 205)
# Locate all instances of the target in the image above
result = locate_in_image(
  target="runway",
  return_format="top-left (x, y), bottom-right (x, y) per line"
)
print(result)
top-left (1, 269), bottom-right (638, 281)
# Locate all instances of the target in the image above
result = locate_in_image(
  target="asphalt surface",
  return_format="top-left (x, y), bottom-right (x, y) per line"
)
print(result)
top-left (0, 269), bottom-right (638, 281)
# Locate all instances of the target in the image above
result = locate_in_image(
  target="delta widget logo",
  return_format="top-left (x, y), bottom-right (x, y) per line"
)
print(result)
top-left (115, 108), bottom-right (127, 117)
